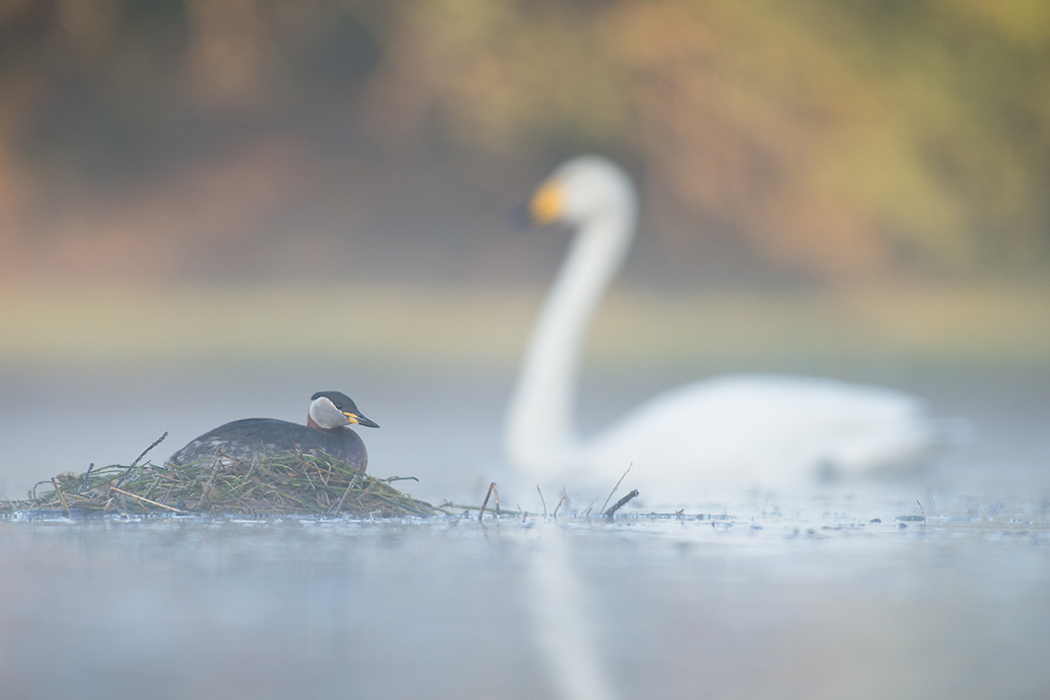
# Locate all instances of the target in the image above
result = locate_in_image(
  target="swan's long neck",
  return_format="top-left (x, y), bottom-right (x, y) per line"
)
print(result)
top-left (506, 207), bottom-right (635, 470)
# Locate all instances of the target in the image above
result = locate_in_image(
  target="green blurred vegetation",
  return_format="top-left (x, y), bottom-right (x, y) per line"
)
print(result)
top-left (0, 0), bottom-right (1048, 282)
top-left (3, 283), bottom-right (1048, 373)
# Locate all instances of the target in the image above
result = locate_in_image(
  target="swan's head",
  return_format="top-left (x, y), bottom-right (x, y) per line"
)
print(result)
top-left (529, 155), bottom-right (637, 227)
top-left (308, 391), bottom-right (380, 430)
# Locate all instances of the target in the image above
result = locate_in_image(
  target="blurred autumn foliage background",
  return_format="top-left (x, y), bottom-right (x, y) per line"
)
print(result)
top-left (2, 0), bottom-right (1049, 289)
top-left (3, 0), bottom-right (1050, 501)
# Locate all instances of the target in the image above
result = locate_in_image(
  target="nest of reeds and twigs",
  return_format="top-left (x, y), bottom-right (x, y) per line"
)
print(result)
top-left (5, 438), bottom-right (438, 517)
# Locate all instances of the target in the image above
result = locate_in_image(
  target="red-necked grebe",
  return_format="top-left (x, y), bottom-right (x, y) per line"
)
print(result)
top-left (168, 391), bottom-right (379, 474)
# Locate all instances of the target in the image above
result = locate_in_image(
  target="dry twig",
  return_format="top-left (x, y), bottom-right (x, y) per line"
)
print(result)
top-left (116, 432), bottom-right (167, 488)
top-left (479, 482), bottom-right (499, 522)
top-left (604, 489), bottom-right (639, 518)
top-left (600, 464), bottom-right (632, 514)
top-left (110, 487), bottom-right (188, 514)
top-left (51, 478), bottom-right (70, 517)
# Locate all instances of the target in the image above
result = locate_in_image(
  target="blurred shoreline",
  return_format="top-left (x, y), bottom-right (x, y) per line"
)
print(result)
top-left (3, 281), bottom-right (1049, 376)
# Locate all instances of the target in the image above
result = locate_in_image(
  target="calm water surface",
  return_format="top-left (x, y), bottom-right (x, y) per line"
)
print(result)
top-left (1, 495), bottom-right (1049, 700)
top-left (1, 364), bottom-right (1049, 699)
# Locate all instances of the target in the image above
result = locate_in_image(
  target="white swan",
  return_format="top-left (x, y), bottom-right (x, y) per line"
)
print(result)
top-left (504, 155), bottom-right (937, 499)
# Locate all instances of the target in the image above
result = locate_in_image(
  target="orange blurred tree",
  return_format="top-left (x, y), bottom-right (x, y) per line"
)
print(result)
top-left (1, 0), bottom-right (1048, 281)
top-left (360, 0), bottom-right (1050, 279)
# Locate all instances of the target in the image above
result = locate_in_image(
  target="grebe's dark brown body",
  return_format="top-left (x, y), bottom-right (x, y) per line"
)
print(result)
top-left (167, 391), bottom-right (378, 475)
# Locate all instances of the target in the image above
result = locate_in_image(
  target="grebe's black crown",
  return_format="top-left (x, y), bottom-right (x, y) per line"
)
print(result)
top-left (311, 390), bottom-right (378, 428)
top-left (312, 390), bottom-right (358, 413)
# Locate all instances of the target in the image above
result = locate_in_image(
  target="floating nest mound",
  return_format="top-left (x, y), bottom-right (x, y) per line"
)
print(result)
top-left (5, 446), bottom-right (438, 518)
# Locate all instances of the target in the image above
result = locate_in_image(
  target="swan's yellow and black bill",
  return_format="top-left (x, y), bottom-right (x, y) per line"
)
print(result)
top-left (529, 180), bottom-right (564, 224)
top-left (345, 412), bottom-right (380, 428)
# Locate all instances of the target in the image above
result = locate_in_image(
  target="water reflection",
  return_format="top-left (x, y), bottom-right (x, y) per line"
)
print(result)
top-left (527, 528), bottom-right (620, 700)
top-left (1, 504), bottom-right (1047, 700)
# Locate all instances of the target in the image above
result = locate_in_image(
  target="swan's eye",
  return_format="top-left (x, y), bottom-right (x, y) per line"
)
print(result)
top-left (530, 180), bottom-right (564, 224)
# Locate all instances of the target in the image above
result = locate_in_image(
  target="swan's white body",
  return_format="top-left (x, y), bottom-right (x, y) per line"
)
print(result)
top-left (504, 156), bottom-right (936, 497)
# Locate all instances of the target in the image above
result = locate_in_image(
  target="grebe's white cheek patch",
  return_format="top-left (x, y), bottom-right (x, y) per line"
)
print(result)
top-left (309, 396), bottom-right (350, 429)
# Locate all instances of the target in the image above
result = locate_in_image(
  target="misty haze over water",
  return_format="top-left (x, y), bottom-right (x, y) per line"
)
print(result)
top-left (3, 2), bottom-right (1050, 698)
